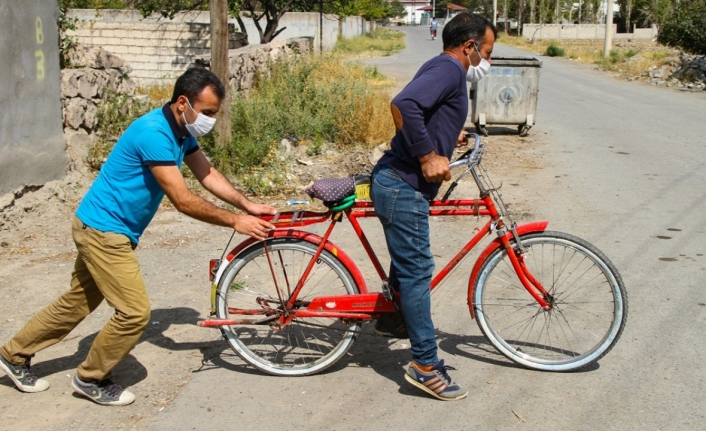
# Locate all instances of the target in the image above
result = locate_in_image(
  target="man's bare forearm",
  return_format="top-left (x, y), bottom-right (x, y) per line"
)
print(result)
top-left (173, 191), bottom-right (241, 228)
top-left (198, 167), bottom-right (250, 211)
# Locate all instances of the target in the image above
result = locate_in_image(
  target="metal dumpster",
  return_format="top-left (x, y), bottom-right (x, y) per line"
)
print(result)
top-left (466, 57), bottom-right (542, 137)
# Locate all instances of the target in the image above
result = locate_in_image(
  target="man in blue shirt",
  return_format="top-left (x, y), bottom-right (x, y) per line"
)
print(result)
top-left (372, 12), bottom-right (496, 401)
top-left (0, 68), bottom-right (276, 405)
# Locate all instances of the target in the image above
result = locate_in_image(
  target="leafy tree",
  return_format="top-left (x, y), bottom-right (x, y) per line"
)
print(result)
top-left (632, 0), bottom-right (673, 27)
top-left (324, 0), bottom-right (406, 20)
top-left (387, 0), bottom-right (407, 18)
top-left (61, 0), bottom-right (313, 44)
top-left (239, 0), bottom-right (313, 42)
top-left (658, 0), bottom-right (706, 54)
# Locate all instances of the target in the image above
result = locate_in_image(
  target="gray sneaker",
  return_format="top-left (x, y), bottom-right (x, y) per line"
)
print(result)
top-left (404, 359), bottom-right (468, 401)
top-left (71, 375), bottom-right (135, 406)
top-left (0, 354), bottom-right (50, 393)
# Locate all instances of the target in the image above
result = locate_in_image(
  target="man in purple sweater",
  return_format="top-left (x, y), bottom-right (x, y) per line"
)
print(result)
top-left (371, 12), bottom-right (496, 401)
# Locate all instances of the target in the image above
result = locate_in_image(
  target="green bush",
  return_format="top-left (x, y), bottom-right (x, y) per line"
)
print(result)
top-left (545, 43), bottom-right (565, 57)
top-left (609, 49), bottom-right (622, 64)
top-left (658, 0), bottom-right (706, 55)
top-left (89, 92), bottom-right (154, 169)
top-left (624, 48), bottom-right (641, 58)
top-left (201, 54), bottom-right (395, 176)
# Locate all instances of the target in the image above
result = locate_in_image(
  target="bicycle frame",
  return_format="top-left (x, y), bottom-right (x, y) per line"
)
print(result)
top-left (198, 134), bottom-right (554, 328)
top-left (199, 194), bottom-right (551, 328)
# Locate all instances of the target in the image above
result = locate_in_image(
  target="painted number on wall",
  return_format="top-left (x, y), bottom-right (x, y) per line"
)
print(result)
top-left (35, 17), bottom-right (45, 81)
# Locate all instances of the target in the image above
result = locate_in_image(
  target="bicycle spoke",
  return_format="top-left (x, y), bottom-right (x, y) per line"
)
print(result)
top-left (216, 238), bottom-right (360, 375)
top-left (475, 232), bottom-right (626, 371)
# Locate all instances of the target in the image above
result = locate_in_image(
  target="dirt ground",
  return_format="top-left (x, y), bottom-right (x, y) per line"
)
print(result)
top-left (0, 129), bottom-right (547, 430)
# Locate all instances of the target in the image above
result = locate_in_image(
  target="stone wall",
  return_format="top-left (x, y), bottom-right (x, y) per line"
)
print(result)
top-left (521, 24), bottom-right (657, 41)
top-left (59, 38), bottom-right (314, 172)
top-left (60, 45), bottom-right (137, 174)
top-left (66, 12), bottom-right (246, 85)
top-left (66, 10), bottom-right (366, 85)
top-left (194, 37), bottom-right (313, 94)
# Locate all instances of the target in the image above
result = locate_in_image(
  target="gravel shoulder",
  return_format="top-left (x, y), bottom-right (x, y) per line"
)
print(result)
top-left (0, 125), bottom-right (545, 430)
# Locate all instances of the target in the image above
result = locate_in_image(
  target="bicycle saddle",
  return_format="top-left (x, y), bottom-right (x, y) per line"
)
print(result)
top-left (305, 175), bottom-right (371, 210)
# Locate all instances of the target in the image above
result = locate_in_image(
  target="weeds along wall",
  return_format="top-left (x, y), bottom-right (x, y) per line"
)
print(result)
top-left (193, 37), bottom-right (314, 95)
top-left (59, 38), bottom-right (314, 174)
top-left (66, 10), bottom-right (367, 85)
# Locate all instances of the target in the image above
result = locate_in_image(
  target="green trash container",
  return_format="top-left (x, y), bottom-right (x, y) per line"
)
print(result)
top-left (466, 57), bottom-right (542, 137)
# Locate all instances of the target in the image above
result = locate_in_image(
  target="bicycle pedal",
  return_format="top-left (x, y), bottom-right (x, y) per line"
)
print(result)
top-left (381, 280), bottom-right (393, 302)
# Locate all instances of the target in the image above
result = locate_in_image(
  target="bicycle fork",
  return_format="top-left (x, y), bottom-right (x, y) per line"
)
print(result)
top-left (496, 222), bottom-right (553, 310)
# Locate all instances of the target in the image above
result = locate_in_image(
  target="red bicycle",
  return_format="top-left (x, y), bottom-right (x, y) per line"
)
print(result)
top-left (198, 134), bottom-right (628, 376)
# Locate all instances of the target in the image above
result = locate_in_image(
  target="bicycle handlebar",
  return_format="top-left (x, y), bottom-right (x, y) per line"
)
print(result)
top-left (448, 133), bottom-right (483, 169)
top-left (440, 133), bottom-right (483, 201)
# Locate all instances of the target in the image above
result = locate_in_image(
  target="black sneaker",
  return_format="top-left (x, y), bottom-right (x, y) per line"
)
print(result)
top-left (71, 375), bottom-right (135, 406)
top-left (373, 312), bottom-right (409, 338)
top-left (0, 354), bottom-right (50, 393)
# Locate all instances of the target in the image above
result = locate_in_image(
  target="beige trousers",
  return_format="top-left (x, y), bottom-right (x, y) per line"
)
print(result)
top-left (0, 216), bottom-right (150, 381)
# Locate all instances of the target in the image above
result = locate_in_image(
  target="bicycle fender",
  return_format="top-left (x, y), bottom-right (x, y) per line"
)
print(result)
top-left (214, 229), bottom-right (369, 294)
top-left (467, 221), bottom-right (549, 318)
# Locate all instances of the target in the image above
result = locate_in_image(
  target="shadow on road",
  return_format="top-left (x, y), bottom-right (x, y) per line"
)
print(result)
top-left (2, 307), bottom-right (221, 388)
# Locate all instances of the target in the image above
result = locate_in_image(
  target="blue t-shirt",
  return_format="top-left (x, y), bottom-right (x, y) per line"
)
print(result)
top-left (76, 104), bottom-right (199, 243)
top-left (377, 54), bottom-right (468, 198)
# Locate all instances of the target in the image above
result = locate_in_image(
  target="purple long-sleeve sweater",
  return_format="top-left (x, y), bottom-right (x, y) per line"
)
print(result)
top-left (377, 53), bottom-right (468, 198)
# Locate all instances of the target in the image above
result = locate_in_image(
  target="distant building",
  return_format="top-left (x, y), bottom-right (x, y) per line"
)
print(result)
top-left (391, 1), bottom-right (466, 25)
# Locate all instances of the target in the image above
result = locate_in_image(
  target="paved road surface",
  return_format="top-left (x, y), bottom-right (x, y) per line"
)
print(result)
top-left (153, 27), bottom-right (706, 430)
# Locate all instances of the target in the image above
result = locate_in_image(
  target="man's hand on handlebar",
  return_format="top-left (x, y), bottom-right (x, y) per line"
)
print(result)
top-left (419, 151), bottom-right (451, 183)
top-left (456, 130), bottom-right (470, 147)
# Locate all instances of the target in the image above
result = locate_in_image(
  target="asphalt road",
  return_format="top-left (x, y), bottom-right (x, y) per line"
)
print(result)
top-left (153, 27), bottom-right (706, 430)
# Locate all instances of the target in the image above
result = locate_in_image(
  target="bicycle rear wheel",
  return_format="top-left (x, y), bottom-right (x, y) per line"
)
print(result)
top-left (216, 237), bottom-right (360, 376)
top-left (472, 231), bottom-right (627, 371)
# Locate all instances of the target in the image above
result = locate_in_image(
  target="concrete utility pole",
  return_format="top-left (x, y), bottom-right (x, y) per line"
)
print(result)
top-left (210, 0), bottom-right (231, 148)
top-left (493, 0), bottom-right (498, 27)
top-left (603, 0), bottom-right (613, 57)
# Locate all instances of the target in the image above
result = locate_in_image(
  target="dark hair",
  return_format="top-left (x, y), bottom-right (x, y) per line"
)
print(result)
top-left (442, 12), bottom-right (497, 50)
top-left (170, 67), bottom-right (226, 104)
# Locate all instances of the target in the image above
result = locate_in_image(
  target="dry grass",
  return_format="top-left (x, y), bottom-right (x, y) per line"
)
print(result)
top-left (497, 33), bottom-right (677, 79)
top-left (136, 82), bottom-right (173, 104)
top-left (334, 28), bottom-right (406, 58)
top-left (333, 88), bottom-right (394, 147)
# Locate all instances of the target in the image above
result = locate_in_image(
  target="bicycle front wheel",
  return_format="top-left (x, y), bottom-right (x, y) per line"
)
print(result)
top-left (216, 237), bottom-right (360, 376)
top-left (472, 231), bottom-right (627, 371)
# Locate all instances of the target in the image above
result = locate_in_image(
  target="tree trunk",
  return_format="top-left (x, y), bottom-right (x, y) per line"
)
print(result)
top-left (555, 0), bottom-right (560, 23)
top-left (210, 0), bottom-right (231, 148)
top-left (504, 0), bottom-right (508, 32)
top-left (519, 0), bottom-right (525, 33)
top-left (236, 14), bottom-right (249, 43)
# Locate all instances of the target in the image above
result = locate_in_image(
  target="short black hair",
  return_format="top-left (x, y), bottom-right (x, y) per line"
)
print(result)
top-left (170, 67), bottom-right (226, 104)
top-left (442, 12), bottom-right (497, 50)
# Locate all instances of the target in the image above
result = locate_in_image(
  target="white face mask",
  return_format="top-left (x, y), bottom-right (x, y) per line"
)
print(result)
top-left (182, 99), bottom-right (216, 138)
top-left (466, 43), bottom-right (491, 83)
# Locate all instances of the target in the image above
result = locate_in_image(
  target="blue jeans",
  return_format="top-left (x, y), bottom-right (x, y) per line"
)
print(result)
top-left (371, 165), bottom-right (438, 366)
